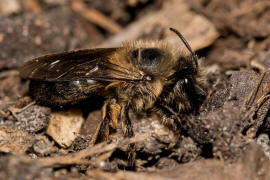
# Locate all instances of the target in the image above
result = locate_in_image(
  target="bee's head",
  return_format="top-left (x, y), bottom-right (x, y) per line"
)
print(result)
top-left (164, 28), bottom-right (199, 82)
top-left (129, 29), bottom-right (197, 80)
top-left (122, 28), bottom-right (198, 82)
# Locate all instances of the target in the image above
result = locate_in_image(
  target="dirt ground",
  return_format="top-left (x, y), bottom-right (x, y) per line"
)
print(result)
top-left (0, 0), bottom-right (270, 179)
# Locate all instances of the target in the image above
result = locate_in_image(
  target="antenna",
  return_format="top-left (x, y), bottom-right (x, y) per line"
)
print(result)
top-left (169, 27), bottom-right (198, 69)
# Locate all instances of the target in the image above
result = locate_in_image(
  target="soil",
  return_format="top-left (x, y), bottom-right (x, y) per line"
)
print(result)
top-left (0, 0), bottom-right (270, 179)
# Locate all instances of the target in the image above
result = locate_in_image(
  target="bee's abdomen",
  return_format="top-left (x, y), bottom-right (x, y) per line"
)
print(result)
top-left (29, 80), bottom-right (105, 106)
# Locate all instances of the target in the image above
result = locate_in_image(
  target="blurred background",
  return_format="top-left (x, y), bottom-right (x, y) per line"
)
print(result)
top-left (0, 0), bottom-right (269, 67)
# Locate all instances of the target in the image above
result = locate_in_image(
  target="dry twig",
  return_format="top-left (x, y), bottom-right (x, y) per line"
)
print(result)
top-left (71, 0), bottom-right (122, 34)
top-left (8, 101), bottom-right (36, 120)
top-left (26, 0), bottom-right (41, 13)
top-left (37, 133), bottom-right (150, 167)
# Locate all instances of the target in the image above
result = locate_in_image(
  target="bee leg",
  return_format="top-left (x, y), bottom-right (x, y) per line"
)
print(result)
top-left (156, 105), bottom-right (182, 148)
top-left (90, 99), bottom-right (121, 145)
top-left (121, 106), bottom-right (136, 169)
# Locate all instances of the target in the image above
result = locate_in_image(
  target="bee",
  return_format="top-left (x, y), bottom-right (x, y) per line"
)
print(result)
top-left (20, 28), bottom-right (206, 166)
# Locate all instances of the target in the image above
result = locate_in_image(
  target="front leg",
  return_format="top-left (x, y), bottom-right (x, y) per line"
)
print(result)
top-left (155, 105), bottom-right (183, 147)
top-left (120, 105), bottom-right (136, 169)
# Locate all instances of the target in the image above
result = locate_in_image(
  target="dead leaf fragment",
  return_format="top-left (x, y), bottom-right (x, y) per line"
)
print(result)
top-left (46, 108), bottom-right (84, 148)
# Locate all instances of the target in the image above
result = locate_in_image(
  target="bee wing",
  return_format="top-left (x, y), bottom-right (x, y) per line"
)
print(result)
top-left (20, 48), bottom-right (143, 82)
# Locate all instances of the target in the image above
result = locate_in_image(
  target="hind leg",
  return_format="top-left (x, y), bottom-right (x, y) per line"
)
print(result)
top-left (90, 98), bottom-right (121, 145)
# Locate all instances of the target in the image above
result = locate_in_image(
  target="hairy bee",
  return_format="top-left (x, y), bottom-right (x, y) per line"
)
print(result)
top-left (20, 28), bottom-right (206, 166)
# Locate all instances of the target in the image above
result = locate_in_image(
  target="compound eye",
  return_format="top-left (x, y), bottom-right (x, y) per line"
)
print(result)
top-left (131, 49), bottom-right (139, 60)
top-left (141, 48), bottom-right (163, 65)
